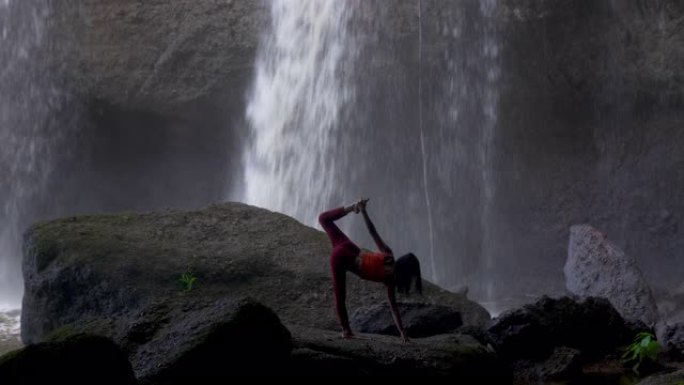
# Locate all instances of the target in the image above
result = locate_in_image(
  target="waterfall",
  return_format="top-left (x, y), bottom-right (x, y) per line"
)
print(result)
top-left (478, 0), bottom-right (501, 304)
top-left (240, 1), bottom-right (502, 303)
top-left (0, 0), bottom-right (66, 308)
top-left (418, 0), bottom-right (500, 302)
top-left (417, 0), bottom-right (438, 283)
top-left (240, 0), bottom-right (356, 226)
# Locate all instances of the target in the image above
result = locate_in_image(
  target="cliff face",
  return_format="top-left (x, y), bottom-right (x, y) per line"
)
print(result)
top-left (37, 0), bottom-right (268, 219)
top-left (491, 0), bottom-right (684, 295)
top-left (40, 0), bottom-right (684, 300)
top-left (48, 0), bottom-right (267, 111)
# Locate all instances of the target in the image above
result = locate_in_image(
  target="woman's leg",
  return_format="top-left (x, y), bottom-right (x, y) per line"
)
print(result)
top-left (318, 207), bottom-right (352, 248)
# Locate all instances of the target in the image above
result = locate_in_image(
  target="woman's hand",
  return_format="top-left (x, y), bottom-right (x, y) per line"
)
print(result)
top-left (357, 198), bottom-right (369, 212)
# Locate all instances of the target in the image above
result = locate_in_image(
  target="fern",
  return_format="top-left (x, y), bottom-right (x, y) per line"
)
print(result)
top-left (621, 332), bottom-right (660, 375)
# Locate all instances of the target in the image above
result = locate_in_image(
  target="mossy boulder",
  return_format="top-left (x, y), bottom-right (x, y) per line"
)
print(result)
top-left (22, 202), bottom-right (489, 379)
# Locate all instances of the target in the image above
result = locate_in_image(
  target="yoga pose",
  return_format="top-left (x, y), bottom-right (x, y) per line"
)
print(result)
top-left (318, 199), bottom-right (422, 342)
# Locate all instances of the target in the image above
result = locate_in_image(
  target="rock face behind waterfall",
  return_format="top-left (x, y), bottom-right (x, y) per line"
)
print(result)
top-left (21, 203), bottom-right (491, 379)
top-left (564, 225), bottom-right (658, 326)
top-left (48, 1), bottom-right (268, 112)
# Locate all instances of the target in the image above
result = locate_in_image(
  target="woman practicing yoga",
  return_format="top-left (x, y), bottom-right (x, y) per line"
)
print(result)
top-left (318, 198), bottom-right (422, 342)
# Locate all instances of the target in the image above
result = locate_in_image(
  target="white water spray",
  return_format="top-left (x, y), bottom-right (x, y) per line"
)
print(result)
top-left (241, 0), bottom-right (356, 226)
top-left (0, 1), bottom-right (66, 308)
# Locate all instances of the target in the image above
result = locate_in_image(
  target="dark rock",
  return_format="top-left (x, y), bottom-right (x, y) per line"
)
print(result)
top-left (288, 348), bottom-right (369, 376)
top-left (488, 296), bottom-right (641, 361)
top-left (512, 347), bottom-right (582, 384)
top-left (539, 346), bottom-right (582, 380)
top-left (636, 369), bottom-right (684, 385)
top-left (0, 334), bottom-right (136, 385)
top-left (656, 322), bottom-right (684, 360)
top-left (144, 298), bottom-right (292, 382)
top-left (21, 203), bottom-right (488, 379)
top-left (350, 302), bottom-right (463, 338)
top-left (288, 326), bottom-right (509, 378)
top-left (581, 357), bottom-right (637, 385)
top-left (565, 225), bottom-right (658, 326)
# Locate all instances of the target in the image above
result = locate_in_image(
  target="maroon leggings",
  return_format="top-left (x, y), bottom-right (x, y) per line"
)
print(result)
top-left (318, 207), bottom-right (360, 331)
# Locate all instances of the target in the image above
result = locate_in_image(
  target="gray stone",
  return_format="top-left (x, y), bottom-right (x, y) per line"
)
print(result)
top-left (637, 369), bottom-right (684, 385)
top-left (0, 334), bottom-right (136, 385)
top-left (350, 302), bottom-right (463, 338)
top-left (565, 225), bottom-right (658, 326)
top-left (656, 322), bottom-right (684, 360)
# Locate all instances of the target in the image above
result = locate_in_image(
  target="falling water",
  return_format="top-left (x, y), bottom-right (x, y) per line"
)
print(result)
top-left (418, 0), bottom-right (501, 303)
top-left (417, 0), bottom-right (437, 282)
top-left (479, 0), bottom-right (501, 305)
top-left (241, 1), bottom-right (502, 304)
top-left (0, 0), bottom-right (66, 310)
top-left (241, 0), bottom-right (356, 226)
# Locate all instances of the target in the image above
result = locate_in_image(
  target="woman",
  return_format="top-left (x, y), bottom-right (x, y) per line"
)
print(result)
top-left (318, 198), bottom-right (422, 342)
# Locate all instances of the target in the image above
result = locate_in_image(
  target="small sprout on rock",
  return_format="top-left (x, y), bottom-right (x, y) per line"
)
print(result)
top-left (179, 272), bottom-right (197, 292)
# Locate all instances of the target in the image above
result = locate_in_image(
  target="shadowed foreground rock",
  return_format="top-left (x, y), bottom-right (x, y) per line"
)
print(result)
top-left (134, 298), bottom-right (292, 382)
top-left (0, 334), bottom-right (136, 385)
top-left (350, 302), bottom-right (463, 337)
top-left (488, 296), bottom-right (642, 361)
top-left (287, 326), bottom-right (507, 377)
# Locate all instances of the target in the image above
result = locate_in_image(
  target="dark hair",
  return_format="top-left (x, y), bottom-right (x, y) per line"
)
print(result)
top-left (394, 253), bottom-right (422, 295)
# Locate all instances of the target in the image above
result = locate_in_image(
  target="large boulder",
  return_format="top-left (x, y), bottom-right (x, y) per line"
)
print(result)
top-left (22, 202), bottom-right (489, 378)
top-left (350, 302), bottom-right (463, 337)
top-left (565, 224), bottom-right (658, 326)
top-left (0, 334), bottom-right (136, 385)
top-left (488, 296), bottom-right (640, 361)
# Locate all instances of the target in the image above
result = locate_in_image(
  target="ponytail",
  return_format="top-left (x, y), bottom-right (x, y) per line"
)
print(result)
top-left (395, 253), bottom-right (422, 295)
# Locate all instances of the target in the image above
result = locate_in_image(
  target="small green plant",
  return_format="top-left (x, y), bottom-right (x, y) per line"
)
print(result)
top-left (179, 272), bottom-right (197, 292)
top-left (621, 332), bottom-right (661, 375)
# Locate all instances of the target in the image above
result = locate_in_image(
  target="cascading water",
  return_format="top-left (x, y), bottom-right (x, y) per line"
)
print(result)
top-left (415, 1), bottom-right (501, 305)
top-left (240, 0), bottom-right (357, 226)
top-left (478, 0), bottom-right (501, 307)
top-left (240, 1), bottom-right (502, 306)
top-left (0, 0), bottom-right (67, 314)
top-left (417, 0), bottom-right (437, 283)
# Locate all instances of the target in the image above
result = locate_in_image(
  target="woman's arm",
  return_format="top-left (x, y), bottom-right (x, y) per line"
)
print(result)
top-left (333, 266), bottom-right (354, 338)
top-left (360, 205), bottom-right (393, 255)
top-left (387, 284), bottom-right (408, 342)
